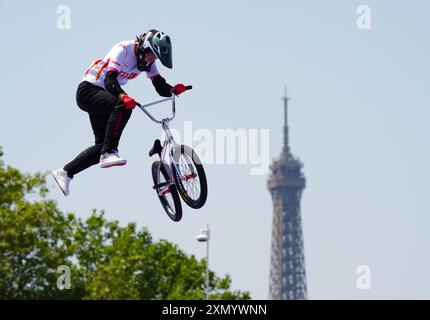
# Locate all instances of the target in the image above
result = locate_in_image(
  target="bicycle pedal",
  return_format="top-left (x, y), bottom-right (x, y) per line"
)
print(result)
top-left (153, 181), bottom-right (170, 190)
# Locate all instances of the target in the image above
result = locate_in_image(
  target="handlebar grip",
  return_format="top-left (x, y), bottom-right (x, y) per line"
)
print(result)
top-left (185, 85), bottom-right (193, 90)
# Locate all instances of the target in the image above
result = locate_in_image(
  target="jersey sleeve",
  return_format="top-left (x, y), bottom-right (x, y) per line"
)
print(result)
top-left (106, 43), bottom-right (129, 73)
top-left (146, 62), bottom-right (161, 79)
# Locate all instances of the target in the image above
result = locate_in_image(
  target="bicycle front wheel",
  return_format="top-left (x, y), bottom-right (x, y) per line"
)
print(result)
top-left (172, 145), bottom-right (208, 209)
top-left (151, 161), bottom-right (182, 222)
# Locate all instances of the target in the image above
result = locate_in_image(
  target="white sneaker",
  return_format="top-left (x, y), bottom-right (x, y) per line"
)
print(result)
top-left (51, 168), bottom-right (72, 196)
top-left (100, 151), bottom-right (127, 168)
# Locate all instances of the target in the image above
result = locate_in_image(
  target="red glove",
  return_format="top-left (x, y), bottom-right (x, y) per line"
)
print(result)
top-left (122, 95), bottom-right (136, 109)
top-left (173, 83), bottom-right (186, 96)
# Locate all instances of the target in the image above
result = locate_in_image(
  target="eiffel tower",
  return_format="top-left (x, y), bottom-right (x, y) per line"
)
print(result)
top-left (267, 88), bottom-right (307, 300)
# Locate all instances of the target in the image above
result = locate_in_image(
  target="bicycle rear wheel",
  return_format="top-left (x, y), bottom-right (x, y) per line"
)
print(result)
top-left (172, 145), bottom-right (208, 209)
top-left (151, 161), bottom-right (182, 222)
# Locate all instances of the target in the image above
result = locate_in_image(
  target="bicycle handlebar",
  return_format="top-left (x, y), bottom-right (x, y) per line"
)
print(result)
top-left (136, 85), bottom-right (192, 125)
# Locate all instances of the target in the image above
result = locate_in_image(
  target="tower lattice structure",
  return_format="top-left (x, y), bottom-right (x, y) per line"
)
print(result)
top-left (267, 88), bottom-right (307, 300)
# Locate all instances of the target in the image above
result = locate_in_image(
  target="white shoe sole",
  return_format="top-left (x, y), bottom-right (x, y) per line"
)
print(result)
top-left (51, 171), bottom-right (69, 196)
top-left (100, 159), bottom-right (127, 168)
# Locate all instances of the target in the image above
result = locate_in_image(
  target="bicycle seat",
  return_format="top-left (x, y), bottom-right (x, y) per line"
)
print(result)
top-left (149, 139), bottom-right (163, 157)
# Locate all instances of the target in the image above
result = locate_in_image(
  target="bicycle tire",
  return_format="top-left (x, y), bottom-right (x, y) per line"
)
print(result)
top-left (171, 145), bottom-right (208, 209)
top-left (151, 160), bottom-right (182, 222)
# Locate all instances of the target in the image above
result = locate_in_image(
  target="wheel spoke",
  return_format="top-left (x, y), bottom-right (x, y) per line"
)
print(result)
top-left (160, 171), bottom-right (175, 213)
top-left (177, 153), bottom-right (201, 201)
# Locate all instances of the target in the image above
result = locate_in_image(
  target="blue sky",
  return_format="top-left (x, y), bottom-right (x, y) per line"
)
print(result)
top-left (1, 0), bottom-right (430, 299)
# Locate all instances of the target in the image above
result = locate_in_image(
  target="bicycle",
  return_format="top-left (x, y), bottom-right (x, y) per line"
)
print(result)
top-left (136, 86), bottom-right (208, 222)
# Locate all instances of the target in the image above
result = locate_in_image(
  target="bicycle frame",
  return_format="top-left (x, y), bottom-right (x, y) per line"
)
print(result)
top-left (136, 95), bottom-right (182, 175)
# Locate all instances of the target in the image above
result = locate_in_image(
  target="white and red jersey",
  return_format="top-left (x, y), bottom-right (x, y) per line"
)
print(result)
top-left (82, 40), bottom-right (160, 88)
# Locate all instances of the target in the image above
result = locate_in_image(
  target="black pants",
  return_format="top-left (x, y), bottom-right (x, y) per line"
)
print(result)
top-left (64, 81), bottom-right (132, 178)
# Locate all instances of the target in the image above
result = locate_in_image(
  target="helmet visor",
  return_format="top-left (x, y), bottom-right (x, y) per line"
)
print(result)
top-left (151, 34), bottom-right (173, 69)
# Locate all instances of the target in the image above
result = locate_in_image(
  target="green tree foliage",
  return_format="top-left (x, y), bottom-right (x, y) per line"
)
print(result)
top-left (0, 148), bottom-right (250, 300)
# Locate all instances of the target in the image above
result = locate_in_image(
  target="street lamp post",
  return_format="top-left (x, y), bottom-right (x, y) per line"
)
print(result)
top-left (196, 224), bottom-right (210, 300)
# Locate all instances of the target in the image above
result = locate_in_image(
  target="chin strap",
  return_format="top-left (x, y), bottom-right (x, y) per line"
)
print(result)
top-left (138, 59), bottom-right (154, 72)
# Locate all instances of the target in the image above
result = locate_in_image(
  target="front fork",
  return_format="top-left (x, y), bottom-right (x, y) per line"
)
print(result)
top-left (152, 125), bottom-right (197, 195)
top-left (169, 143), bottom-right (197, 183)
